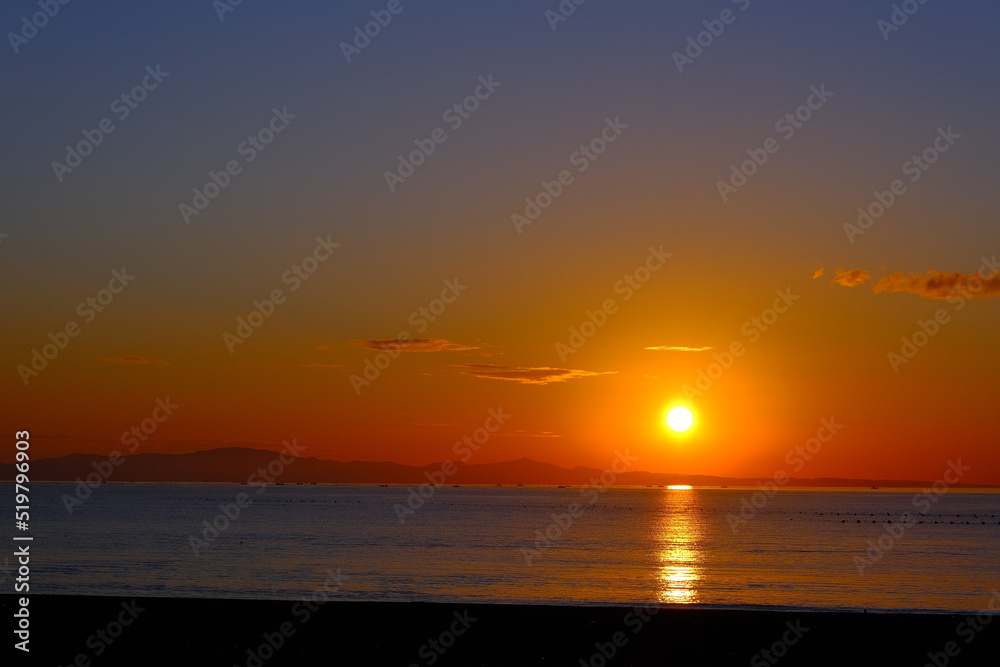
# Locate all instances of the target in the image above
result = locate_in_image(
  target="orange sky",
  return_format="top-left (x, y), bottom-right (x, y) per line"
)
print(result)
top-left (7, 245), bottom-right (1000, 484)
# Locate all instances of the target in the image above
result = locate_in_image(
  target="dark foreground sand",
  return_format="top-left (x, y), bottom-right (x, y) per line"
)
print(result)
top-left (6, 594), bottom-right (999, 666)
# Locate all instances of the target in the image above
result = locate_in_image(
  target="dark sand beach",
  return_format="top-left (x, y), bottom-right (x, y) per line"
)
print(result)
top-left (8, 594), bottom-right (999, 666)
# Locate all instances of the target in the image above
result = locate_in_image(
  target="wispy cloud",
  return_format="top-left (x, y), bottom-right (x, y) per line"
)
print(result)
top-left (832, 268), bottom-right (872, 287)
top-left (453, 364), bottom-right (616, 385)
top-left (644, 345), bottom-right (712, 352)
top-left (351, 338), bottom-right (480, 353)
top-left (872, 270), bottom-right (1000, 299)
top-left (832, 265), bottom-right (1000, 299)
top-left (98, 355), bottom-right (167, 366)
top-left (812, 267), bottom-right (825, 279)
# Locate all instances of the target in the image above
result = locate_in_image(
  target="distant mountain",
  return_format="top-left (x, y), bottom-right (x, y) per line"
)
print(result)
top-left (5, 447), bottom-right (997, 488)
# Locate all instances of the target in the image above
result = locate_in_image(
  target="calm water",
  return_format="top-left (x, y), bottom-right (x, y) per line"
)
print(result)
top-left (27, 483), bottom-right (1000, 612)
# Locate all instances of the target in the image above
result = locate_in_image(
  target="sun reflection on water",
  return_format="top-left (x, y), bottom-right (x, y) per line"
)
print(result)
top-left (656, 489), bottom-right (703, 604)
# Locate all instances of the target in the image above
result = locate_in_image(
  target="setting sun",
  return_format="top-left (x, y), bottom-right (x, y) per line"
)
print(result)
top-left (666, 406), bottom-right (695, 433)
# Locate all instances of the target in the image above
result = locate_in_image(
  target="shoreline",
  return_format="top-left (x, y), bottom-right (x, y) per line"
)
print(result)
top-left (13, 479), bottom-right (1000, 491)
top-left (7, 594), bottom-right (999, 666)
top-left (14, 592), bottom-right (997, 616)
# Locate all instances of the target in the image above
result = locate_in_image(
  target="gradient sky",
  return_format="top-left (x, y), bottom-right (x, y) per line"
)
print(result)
top-left (3, 0), bottom-right (999, 483)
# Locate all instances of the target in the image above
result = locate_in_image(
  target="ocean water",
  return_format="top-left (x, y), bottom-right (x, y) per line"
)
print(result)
top-left (28, 483), bottom-right (1000, 613)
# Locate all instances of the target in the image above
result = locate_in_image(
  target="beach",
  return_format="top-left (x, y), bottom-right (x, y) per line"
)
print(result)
top-left (10, 594), bottom-right (1000, 666)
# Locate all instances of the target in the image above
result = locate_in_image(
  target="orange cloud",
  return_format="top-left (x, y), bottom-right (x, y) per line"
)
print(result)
top-left (351, 338), bottom-right (479, 353)
top-left (873, 271), bottom-right (1000, 299)
top-left (453, 364), bottom-right (616, 385)
top-left (812, 267), bottom-right (825, 279)
top-left (833, 269), bottom-right (872, 287)
top-left (98, 355), bottom-right (167, 365)
top-left (644, 345), bottom-right (712, 352)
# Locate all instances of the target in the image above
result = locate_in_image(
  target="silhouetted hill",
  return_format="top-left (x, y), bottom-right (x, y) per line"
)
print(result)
top-left (4, 447), bottom-right (997, 488)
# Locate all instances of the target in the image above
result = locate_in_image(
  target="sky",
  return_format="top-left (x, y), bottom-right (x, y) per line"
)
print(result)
top-left (3, 0), bottom-right (999, 484)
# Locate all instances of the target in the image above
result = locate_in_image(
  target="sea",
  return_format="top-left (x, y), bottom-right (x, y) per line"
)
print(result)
top-left (27, 483), bottom-right (1000, 613)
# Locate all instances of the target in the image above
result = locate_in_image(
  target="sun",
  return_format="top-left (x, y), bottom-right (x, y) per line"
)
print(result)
top-left (665, 406), bottom-right (694, 433)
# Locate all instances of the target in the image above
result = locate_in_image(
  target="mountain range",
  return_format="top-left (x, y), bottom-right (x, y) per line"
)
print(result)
top-left (6, 447), bottom-right (997, 488)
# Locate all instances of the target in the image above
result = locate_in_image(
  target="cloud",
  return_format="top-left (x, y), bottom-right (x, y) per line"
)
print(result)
top-left (98, 355), bottom-right (167, 366)
top-left (832, 268), bottom-right (872, 287)
top-left (351, 338), bottom-right (479, 353)
top-left (644, 345), bottom-right (712, 352)
top-left (812, 267), bottom-right (825, 279)
top-left (453, 363), bottom-right (616, 385)
top-left (872, 270), bottom-right (1000, 299)
top-left (315, 344), bottom-right (332, 351)
top-left (831, 262), bottom-right (1000, 300)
